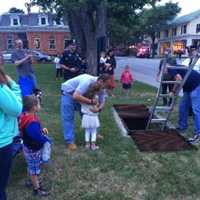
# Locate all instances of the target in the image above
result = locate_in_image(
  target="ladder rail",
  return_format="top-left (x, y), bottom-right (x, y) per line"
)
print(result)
top-left (161, 55), bottom-right (200, 130)
top-left (146, 57), bottom-right (167, 129)
top-left (146, 54), bottom-right (200, 130)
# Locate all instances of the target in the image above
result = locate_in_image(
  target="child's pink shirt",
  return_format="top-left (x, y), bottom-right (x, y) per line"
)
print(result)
top-left (120, 70), bottom-right (133, 84)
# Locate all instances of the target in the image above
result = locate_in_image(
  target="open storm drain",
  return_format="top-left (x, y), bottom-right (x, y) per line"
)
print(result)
top-left (113, 104), bottom-right (197, 152)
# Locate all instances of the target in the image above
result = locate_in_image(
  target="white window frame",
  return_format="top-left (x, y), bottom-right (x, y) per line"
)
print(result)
top-left (10, 16), bottom-right (20, 26)
top-left (196, 24), bottom-right (200, 33)
top-left (38, 15), bottom-right (49, 26)
top-left (181, 24), bottom-right (187, 34)
top-left (34, 36), bottom-right (40, 49)
top-left (7, 34), bottom-right (13, 49)
top-left (53, 18), bottom-right (64, 26)
top-left (49, 36), bottom-right (56, 49)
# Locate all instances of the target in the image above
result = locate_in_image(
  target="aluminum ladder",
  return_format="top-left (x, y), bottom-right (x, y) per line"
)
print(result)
top-left (146, 55), bottom-right (200, 130)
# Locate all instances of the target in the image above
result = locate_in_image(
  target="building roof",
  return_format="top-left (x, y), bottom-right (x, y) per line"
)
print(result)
top-left (0, 12), bottom-right (70, 32)
top-left (170, 9), bottom-right (200, 26)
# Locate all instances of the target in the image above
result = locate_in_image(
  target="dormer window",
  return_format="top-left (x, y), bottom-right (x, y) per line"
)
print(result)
top-left (53, 18), bottom-right (64, 26)
top-left (10, 16), bottom-right (20, 26)
top-left (41, 17), bottom-right (46, 25)
top-left (38, 15), bottom-right (48, 26)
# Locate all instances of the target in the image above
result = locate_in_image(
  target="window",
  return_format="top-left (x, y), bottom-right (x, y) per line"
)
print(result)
top-left (38, 15), bottom-right (48, 25)
top-left (64, 39), bottom-right (70, 49)
top-left (13, 18), bottom-right (18, 25)
top-left (181, 24), bottom-right (187, 34)
top-left (196, 24), bottom-right (200, 33)
top-left (41, 17), bottom-right (46, 25)
top-left (7, 34), bottom-right (13, 49)
top-left (11, 17), bottom-right (20, 26)
top-left (0, 35), bottom-right (3, 49)
top-left (34, 36), bottom-right (40, 49)
top-left (172, 28), bottom-right (177, 36)
top-left (164, 30), bottom-right (169, 37)
top-left (49, 36), bottom-right (56, 49)
top-left (157, 32), bottom-right (160, 39)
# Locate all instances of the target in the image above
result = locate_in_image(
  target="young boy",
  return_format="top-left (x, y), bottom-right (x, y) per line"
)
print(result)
top-left (19, 95), bottom-right (50, 196)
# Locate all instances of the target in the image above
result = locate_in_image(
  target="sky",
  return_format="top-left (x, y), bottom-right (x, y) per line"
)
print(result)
top-left (0, 0), bottom-right (199, 16)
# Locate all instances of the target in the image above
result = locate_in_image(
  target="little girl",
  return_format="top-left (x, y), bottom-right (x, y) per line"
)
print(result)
top-left (120, 65), bottom-right (133, 96)
top-left (81, 84), bottom-right (102, 150)
top-left (19, 95), bottom-right (51, 196)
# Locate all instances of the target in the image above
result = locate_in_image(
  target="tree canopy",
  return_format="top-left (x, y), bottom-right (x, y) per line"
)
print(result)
top-left (138, 2), bottom-right (181, 56)
top-left (9, 7), bottom-right (25, 13)
top-left (29, 0), bottom-right (179, 72)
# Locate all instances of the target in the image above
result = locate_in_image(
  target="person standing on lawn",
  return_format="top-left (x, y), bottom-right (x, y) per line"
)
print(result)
top-left (19, 95), bottom-right (51, 197)
top-left (54, 55), bottom-right (62, 79)
top-left (0, 68), bottom-right (22, 200)
top-left (61, 73), bottom-right (112, 151)
top-left (81, 83), bottom-right (102, 150)
top-left (60, 40), bottom-right (82, 80)
top-left (11, 39), bottom-right (38, 96)
top-left (168, 66), bottom-right (200, 144)
top-left (120, 65), bottom-right (134, 97)
top-left (104, 49), bottom-right (116, 97)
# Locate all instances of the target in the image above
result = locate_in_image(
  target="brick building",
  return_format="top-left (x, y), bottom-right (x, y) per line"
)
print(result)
top-left (0, 12), bottom-right (71, 55)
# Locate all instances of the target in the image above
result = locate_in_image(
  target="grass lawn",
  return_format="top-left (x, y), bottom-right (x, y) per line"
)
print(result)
top-left (4, 64), bottom-right (200, 200)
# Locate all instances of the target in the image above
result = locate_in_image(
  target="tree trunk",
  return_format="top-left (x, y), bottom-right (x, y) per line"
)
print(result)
top-left (65, 2), bottom-right (107, 75)
top-left (65, 11), bottom-right (86, 56)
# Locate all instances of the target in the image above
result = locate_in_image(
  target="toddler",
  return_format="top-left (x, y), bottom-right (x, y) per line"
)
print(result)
top-left (120, 65), bottom-right (133, 96)
top-left (81, 84), bottom-right (102, 150)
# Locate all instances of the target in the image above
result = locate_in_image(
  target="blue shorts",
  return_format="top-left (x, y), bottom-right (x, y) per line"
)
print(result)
top-left (23, 145), bottom-right (41, 176)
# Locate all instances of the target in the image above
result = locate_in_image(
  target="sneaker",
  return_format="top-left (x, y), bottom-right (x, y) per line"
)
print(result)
top-left (67, 143), bottom-right (77, 151)
top-left (85, 143), bottom-right (90, 149)
top-left (91, 143), bottom-right (99, 151)
top-left (188, 134), bottom-right (200, 144)
top-left (33, 187), bottom-right (49, 197)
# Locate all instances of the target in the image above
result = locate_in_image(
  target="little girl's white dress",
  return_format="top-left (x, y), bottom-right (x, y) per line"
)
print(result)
top-left (81, 103), bottom-right (100, 129)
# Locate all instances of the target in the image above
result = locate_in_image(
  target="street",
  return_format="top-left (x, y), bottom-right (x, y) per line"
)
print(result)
top-left (115, 57), bottom-right (161, 87)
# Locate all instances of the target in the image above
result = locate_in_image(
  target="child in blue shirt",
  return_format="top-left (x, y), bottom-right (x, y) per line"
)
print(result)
top-left (19, 95), bottom-right (50, 196)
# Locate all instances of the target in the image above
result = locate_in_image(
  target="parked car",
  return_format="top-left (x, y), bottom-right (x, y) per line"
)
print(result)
top-left (28, 50), bottom-right (52, 63)
top-left (2, 50), bottom-right (12, 63)
top-left (2, 49), bottom-right (52, 63)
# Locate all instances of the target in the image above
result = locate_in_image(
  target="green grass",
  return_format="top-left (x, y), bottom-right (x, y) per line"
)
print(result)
top-left (4, 64), bottom-right (200, 200)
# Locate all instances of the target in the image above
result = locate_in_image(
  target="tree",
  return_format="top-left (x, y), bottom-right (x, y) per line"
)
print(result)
top-left (9, 7), bottom-right (24, 13)
top-left (30, 0), bottom-right (153, 74)
top-left (138, 2), bottom-right (181, 57)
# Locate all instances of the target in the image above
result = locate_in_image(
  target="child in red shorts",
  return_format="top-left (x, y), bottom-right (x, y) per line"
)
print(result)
top-left (120, 65), bottom-right (134, 97)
